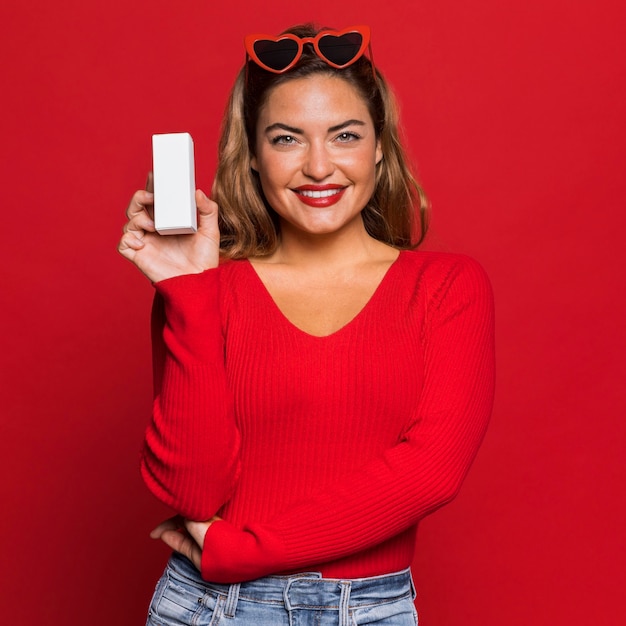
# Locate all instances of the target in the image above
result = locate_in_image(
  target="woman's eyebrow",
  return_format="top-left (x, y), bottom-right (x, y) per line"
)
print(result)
top-left (328, 119), bottom-right (366, 132)
top-left (264, 123), bottom-right (303, 134)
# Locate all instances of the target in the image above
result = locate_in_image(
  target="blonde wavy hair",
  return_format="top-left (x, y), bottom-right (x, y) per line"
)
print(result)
top-left (212, 23), bottom-right (429, 259)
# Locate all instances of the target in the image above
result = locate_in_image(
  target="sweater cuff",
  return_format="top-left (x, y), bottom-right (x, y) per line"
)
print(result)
top-left (200, 520), bottom-right (287, 583)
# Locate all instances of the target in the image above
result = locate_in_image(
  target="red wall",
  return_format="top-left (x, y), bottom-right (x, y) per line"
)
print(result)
top-left (2, 1), bottom-right (625, 624)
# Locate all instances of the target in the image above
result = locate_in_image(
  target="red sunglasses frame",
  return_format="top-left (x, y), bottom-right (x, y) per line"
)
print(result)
top-left (244, 25), bottom-right (376, 78)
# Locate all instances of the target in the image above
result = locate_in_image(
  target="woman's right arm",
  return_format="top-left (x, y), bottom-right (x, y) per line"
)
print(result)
top-left (118, 185), bottom-right (241, 521)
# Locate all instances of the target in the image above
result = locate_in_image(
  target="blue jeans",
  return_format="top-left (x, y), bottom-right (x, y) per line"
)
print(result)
top-left (147, 552), bottom-right (418, 626)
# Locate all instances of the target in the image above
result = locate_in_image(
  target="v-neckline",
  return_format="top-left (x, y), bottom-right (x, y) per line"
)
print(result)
top-left (244, 251), bottom-right (404, 339)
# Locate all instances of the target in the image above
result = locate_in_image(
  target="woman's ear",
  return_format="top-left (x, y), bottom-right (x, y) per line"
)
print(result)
top-left (375, 139), bottom-right (383, 165)
top-left (250, 153), bottom-right (258, 172)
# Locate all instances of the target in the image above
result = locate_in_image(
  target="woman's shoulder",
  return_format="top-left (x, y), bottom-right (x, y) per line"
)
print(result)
top-left (399, 249), bottom-right (489, 277)
top-left (396, 249), bottom-right (493, 300)
top-left (215, 257), bottom-right (253, 281)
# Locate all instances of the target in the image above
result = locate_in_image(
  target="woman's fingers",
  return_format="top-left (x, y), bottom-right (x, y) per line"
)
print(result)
top-left (123, 211), bottom-right (155, 235)
top-left (196, 191), bottom-right (219, 228)
top-left (183, 518), bottom-right (218, 549)
top-left (144, 173), bottom-right (155, 220)
top-left (151, 515), bottom-right (203, 570)
top-left (118, 205), bottom-right (156, 257)
top-left (150, 515), bottom-right (184, 539)
top-left (196, 189), bottom-right (217, 216)
top-left (118, 184), bottom-right (221, 280)
top-left (160, 530), bottom-right (202, 569)
top-left (117, 232), bottom-right (144, 254)
top-left (126, 189), bottom-right (154, 220)
top-left (195, 190), bottom-right (221, 260)
top-left (125, 187), bottom-right (215, 236)
top-left (145, 171), bottom-right (154, 194)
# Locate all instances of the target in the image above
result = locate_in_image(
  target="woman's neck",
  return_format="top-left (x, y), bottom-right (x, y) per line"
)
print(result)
top-left (259, 215), bottom-right (396, 269)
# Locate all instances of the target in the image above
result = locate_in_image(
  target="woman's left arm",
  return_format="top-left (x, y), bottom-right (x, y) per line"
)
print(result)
top-left (160, 256), bottom-right (495, 582)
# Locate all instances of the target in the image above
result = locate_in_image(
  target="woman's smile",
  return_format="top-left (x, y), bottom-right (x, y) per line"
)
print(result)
top-left (292, 184), bottom-right (347, 207)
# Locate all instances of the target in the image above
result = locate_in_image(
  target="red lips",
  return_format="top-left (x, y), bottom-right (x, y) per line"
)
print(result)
top-left (292, 184), bottom-right (346, 207)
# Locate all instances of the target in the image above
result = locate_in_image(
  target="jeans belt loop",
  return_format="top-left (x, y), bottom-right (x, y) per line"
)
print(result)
top-left (223, 582), bottom-right (241, 618)
top-left (339, 580), bottom-right (352, 626)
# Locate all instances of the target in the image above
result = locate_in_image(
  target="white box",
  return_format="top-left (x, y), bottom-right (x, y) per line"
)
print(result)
top-left (152, 132), bottom-right (197, 235)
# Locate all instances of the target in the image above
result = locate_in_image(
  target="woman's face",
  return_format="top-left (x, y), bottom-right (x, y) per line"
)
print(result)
top-left (251, 74), bottom-right (382, 238)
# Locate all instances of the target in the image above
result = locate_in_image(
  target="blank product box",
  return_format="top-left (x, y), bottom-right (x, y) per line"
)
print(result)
top-left (152, 132), bottom-right (197, 235)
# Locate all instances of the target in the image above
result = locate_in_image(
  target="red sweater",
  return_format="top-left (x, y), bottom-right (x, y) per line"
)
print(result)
top-left (142, 250), bottom-right (495, 583)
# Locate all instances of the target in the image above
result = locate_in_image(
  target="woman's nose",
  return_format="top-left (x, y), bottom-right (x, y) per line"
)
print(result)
top-left (302, 142), bottom-right (334, 180)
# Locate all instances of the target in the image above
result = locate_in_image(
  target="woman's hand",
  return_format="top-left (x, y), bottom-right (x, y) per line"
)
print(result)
top-left (150, 515), bottom-right (222, 571)
top-left (118, 174), bottom-right (221, 283)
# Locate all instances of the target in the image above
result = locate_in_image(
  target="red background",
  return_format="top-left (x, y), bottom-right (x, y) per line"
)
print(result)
top-left (2, 1), bottom-right (625, 624)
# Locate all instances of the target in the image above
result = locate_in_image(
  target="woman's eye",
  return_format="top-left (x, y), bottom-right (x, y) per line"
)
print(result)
top-left (271, 135), bottom-right (296, 145)
top-left (336, 132), bottom-right (360, 142)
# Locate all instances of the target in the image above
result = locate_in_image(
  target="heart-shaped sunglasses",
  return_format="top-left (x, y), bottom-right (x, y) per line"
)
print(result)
top-left (244, 25), bottom-right (375, 77)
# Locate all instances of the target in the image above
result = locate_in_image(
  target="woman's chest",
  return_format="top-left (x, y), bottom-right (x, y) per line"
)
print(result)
top-left (223, 302), bottom-right (425, 445)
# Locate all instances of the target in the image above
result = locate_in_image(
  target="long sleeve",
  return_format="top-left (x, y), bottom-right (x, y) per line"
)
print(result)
top-left (141, 269), bottom-right (241, 521)
top-left (200, 255), bottom-right (495, 582)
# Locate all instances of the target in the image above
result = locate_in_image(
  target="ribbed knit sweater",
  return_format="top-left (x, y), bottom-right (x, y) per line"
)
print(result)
top-left (141, 250), bottom-right (495, 583)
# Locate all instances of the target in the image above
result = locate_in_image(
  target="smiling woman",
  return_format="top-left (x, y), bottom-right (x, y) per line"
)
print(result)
top-left (118, 22), bottom-right (495, 626)
top-left (214, 23), bottom-right (427, 259)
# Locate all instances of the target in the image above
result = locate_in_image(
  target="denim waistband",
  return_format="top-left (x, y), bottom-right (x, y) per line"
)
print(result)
top-left (167, 552), bottom-right (415, 609)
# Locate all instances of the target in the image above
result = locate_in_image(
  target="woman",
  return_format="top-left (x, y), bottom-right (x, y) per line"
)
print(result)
top-left (119, 23), bottom-right (494, 626)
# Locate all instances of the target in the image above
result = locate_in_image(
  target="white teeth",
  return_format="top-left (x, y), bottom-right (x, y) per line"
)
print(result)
top-left (298, 188), bottom-right (343, 198)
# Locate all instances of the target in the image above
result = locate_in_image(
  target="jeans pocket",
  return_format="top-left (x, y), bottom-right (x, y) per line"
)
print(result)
top-left (351, 595), bottom-right (417, 626)
top-left (148, 569), bottom-right (221, 626)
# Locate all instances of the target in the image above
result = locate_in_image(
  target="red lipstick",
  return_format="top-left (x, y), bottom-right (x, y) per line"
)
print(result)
top-left (292, 184), bottom-right (346, 208)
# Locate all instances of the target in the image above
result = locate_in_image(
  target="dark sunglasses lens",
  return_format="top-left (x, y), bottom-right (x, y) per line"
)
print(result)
top-left (253, 39), bottom-right (299, 71)
top-left (318, 32), bottom-right (363, 65)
